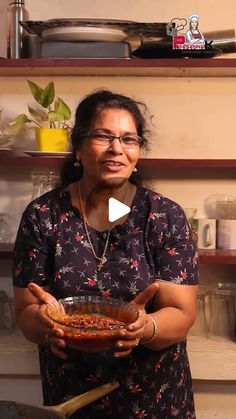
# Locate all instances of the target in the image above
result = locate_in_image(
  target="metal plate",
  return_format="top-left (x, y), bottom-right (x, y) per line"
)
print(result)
top-left (41, 26), bottom-right (127, 42)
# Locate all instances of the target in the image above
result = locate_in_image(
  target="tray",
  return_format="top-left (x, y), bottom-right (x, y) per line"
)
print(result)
top-left (21, 19), bottom-right (168, 38)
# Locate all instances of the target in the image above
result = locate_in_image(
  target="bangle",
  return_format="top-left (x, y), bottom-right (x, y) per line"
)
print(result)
top-left (141, 315), bottom-right (157, 345)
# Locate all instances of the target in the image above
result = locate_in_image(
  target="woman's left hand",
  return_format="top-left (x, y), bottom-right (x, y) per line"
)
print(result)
top-left (113, 283), bottom-right (159, 358)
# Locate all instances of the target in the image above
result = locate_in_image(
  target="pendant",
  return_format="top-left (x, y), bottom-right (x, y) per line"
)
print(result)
top-left (97, 256), bottom-right (107, 271)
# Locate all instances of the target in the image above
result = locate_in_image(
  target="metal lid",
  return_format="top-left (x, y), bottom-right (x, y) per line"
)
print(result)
top-left (9, 0), bottom-right (25, 4)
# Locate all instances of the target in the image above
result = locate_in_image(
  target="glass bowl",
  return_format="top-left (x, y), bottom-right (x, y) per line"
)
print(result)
top-left (205, 193), bottom-right (236, 219)
top-left (46, 295), bottom-right (138, 350)
top-left (183, 207), bottom-right (197, 222)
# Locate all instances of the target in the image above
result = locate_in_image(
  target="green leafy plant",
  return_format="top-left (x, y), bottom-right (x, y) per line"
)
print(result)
top-left (8, 80), bottom-right (72, 135)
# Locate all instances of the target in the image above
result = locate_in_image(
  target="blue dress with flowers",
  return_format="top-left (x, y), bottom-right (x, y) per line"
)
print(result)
top-left (13, 186), bottom-right (198, 419)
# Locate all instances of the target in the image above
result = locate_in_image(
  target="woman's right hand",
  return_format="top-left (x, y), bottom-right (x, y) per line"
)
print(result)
top-left (28, 283), bottom-right (68, 359)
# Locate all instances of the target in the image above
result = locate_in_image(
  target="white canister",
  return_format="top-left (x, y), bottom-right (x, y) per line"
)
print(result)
top-left (217, 219), bottom-right (236, 250)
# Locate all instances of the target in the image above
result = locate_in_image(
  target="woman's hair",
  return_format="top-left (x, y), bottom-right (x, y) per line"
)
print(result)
top-left (60, 89), bottom-right (151, 186)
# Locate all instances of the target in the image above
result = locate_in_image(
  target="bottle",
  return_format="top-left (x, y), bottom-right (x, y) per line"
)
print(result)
top-left (7, 0), bottom-right (29, 58)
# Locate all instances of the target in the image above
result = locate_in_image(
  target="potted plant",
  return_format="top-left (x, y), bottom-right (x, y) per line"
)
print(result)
top-left (8, 80), bottom-right (72, 152)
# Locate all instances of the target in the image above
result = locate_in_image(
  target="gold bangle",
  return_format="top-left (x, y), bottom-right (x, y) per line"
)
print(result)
top-left (141, 315), bottom-right (157, 345)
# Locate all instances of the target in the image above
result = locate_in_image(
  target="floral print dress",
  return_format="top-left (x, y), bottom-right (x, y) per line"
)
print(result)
top-left (13, 186), bottom-right (198, 419)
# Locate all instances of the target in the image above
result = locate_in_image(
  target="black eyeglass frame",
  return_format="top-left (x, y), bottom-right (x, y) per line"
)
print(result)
top-left (81, 131), bottom-right (143, 148)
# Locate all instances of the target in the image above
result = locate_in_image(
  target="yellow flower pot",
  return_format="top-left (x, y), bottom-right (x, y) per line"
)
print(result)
top-left (36, 128), bottom-right (68, 152)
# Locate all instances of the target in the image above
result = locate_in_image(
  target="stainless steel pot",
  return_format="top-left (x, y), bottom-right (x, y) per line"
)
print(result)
top-left (0, 380), bottom-right (119, 419)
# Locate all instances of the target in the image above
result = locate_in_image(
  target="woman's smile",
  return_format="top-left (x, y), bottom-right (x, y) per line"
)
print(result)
top-left (101, 159), bottom-right (125, 172)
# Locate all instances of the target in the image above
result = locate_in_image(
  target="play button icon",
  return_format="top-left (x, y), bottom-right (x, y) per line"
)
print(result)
top-left (108, 197), bottom-right (130, 222)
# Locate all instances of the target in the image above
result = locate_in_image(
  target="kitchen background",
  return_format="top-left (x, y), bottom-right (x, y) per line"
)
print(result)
top-left (0, 1), bottom-right (236, 418)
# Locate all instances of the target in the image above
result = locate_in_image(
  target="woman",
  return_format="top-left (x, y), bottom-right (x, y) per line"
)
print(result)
top-left (185, 14), bottom-right (205, 45)
top-left (13, 90), bottom-right (198, 418)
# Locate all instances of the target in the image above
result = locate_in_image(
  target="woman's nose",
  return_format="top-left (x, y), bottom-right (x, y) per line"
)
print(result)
top-left (108, 138), bottom-right (124, 154)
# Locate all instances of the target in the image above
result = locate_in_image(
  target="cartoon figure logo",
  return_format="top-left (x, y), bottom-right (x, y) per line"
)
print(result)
top-left (185, 15), bottom-right (205, 45)
top-left (166, 14), bottom-right (205, 50)
top-left (166, 18), bottom-right (187, 37)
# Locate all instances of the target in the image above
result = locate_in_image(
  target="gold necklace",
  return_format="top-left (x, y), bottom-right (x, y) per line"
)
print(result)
top-left (78, 182), bottom-right (129, 271)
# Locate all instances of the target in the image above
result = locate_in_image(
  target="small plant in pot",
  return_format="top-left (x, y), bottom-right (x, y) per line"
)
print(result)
top-left (8, 80), bottom-right (72, 152)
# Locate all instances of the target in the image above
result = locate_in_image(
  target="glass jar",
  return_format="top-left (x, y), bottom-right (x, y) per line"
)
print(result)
top-left (0, 291), bottom-right (15, 334)
top-left (0, 213), bottom-right (11, 243)
top-left (189, 289), bottom-right (208, 339)
top-left (31, 169), bottom-right (59, 200)
top-left (208, 289), bottom-right (235, 341)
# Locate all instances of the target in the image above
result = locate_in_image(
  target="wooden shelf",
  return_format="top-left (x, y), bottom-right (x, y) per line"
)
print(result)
top-left (139, 159), bottom-right (236, 169)
top-left (0, 243), bottom-right (14, 258)
top-left (0, 153), bottom-right (65, 168)
top-left (1, 153), bottom-right (236, 170)
top-left (198, 249), bottom-right (236, 264)
top-left (0, 58), bottom-right (236, 77)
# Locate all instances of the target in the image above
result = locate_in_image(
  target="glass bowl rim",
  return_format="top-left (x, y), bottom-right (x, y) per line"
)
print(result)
top-left (46, 295), bottom-right (139, 330)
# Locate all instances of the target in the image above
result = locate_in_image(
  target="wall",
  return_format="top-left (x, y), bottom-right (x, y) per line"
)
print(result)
top-left (26, 0), bottom-right (236, 32)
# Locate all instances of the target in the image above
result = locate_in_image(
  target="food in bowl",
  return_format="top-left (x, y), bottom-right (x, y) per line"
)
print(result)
top-left (46, 295), bottom-right (138, 350)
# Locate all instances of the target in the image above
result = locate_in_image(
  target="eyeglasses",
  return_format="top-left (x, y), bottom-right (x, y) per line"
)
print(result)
top-left (84, 131), bottom-right (143, 149)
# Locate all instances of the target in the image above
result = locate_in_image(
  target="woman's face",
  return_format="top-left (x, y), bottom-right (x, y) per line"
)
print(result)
top-left (190, 20), bottom-right (198, 30)
top-left (76, 108), bottom-right (141, 186)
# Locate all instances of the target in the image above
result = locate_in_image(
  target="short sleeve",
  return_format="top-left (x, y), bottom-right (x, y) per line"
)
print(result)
top-left (12, 203), bottom-right (54, 288)
top-left (148, 195), bottom-right (199, 285)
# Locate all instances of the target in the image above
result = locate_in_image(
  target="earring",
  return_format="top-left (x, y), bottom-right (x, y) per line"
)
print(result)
top-left (133, 167), bottom-right (137, 172)
top-left (74, 161), bottom-right (81, 167)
